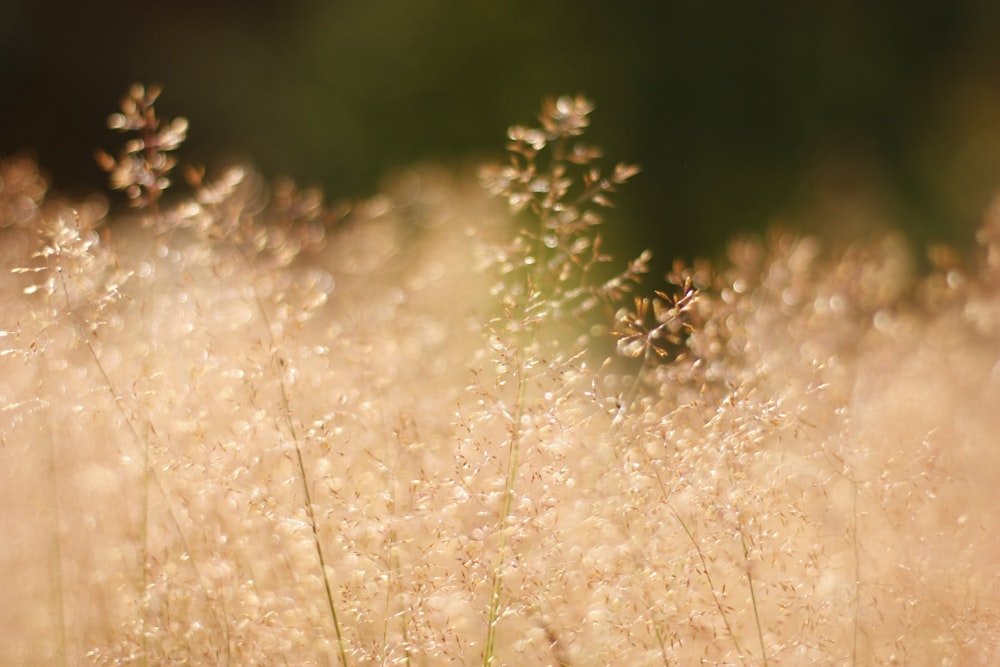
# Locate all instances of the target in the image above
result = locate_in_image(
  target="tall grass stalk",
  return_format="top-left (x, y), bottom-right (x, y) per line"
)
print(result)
top-left (739, 524), bottom-right (768, 667)
top-left (671, 507), bottom-right (745, 661)
top-left (242, 248), bottom-right (349, 666)
top-left (482, 344), bottom-right (528, 666)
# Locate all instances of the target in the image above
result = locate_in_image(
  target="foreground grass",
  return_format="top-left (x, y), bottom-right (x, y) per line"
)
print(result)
top-left (0, 89), bottom-right (998, 665)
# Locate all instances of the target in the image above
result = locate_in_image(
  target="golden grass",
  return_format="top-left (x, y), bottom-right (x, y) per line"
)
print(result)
top-left (0, 90), bottom-right (998, 665)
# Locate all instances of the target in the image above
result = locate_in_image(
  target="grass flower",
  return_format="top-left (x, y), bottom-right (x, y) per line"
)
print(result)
top-left (0, 85), bottom-right (997, 666)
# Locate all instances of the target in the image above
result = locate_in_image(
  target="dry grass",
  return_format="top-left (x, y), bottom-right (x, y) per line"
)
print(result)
top-left (1, 87), bottom-right (998, 666)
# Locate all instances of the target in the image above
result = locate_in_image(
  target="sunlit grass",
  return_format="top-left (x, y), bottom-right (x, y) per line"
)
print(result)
top-left (0, 87), bottom-right (998, 665)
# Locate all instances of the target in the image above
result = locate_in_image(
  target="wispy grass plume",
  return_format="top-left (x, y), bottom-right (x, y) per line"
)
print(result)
top-left (0, 85), bottom-right (998, 665)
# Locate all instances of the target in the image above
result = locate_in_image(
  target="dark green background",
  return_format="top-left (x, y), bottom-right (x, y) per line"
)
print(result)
top-left (5, 0), bottom-right (1000, 266)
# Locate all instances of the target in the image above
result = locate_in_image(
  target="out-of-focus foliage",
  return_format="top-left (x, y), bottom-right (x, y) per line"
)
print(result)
top-left (5, 1), bottom-right (1000, 263)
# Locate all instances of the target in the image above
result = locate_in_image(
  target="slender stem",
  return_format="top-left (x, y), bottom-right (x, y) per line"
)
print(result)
top-left (739, 526), bottom-right (768, 667)
top-left (483, 347), bottom-right (528, 666)
top-left (669, 507), bottom-right (746, 662)
top-left (612, 342), bottom-right (653, 427)
top-left (370, 386), bottom-right (411, 667)
top-left (56, 254), bottom-right (231, 664)
top-left (653, 625), bottom-right (671, 667)
top-left (242, 251), bottom-right (349, 666)
top-left (851, 482), bottom-right (859, 667)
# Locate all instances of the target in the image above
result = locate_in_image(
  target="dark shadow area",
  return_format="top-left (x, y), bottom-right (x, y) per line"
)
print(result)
top-left (4, 0), bottom-right (1000, 267)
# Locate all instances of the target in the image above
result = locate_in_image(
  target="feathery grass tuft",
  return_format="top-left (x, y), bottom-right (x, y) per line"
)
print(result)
top-left (0, 85), bottom-right (998, 665)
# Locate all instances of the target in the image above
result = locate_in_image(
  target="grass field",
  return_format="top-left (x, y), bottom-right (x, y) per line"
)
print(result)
top-left (1, 87), bottom-right (998, 665)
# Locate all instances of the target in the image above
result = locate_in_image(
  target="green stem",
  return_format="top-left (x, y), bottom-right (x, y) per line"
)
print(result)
top-left (242, 252), bottom-right (349, 666)
top-left (483, 348), bottom-right (528, 666)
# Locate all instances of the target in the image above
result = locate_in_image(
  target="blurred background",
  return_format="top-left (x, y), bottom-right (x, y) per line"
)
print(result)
top-left (5, 0), bottom-right (1000, 266)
